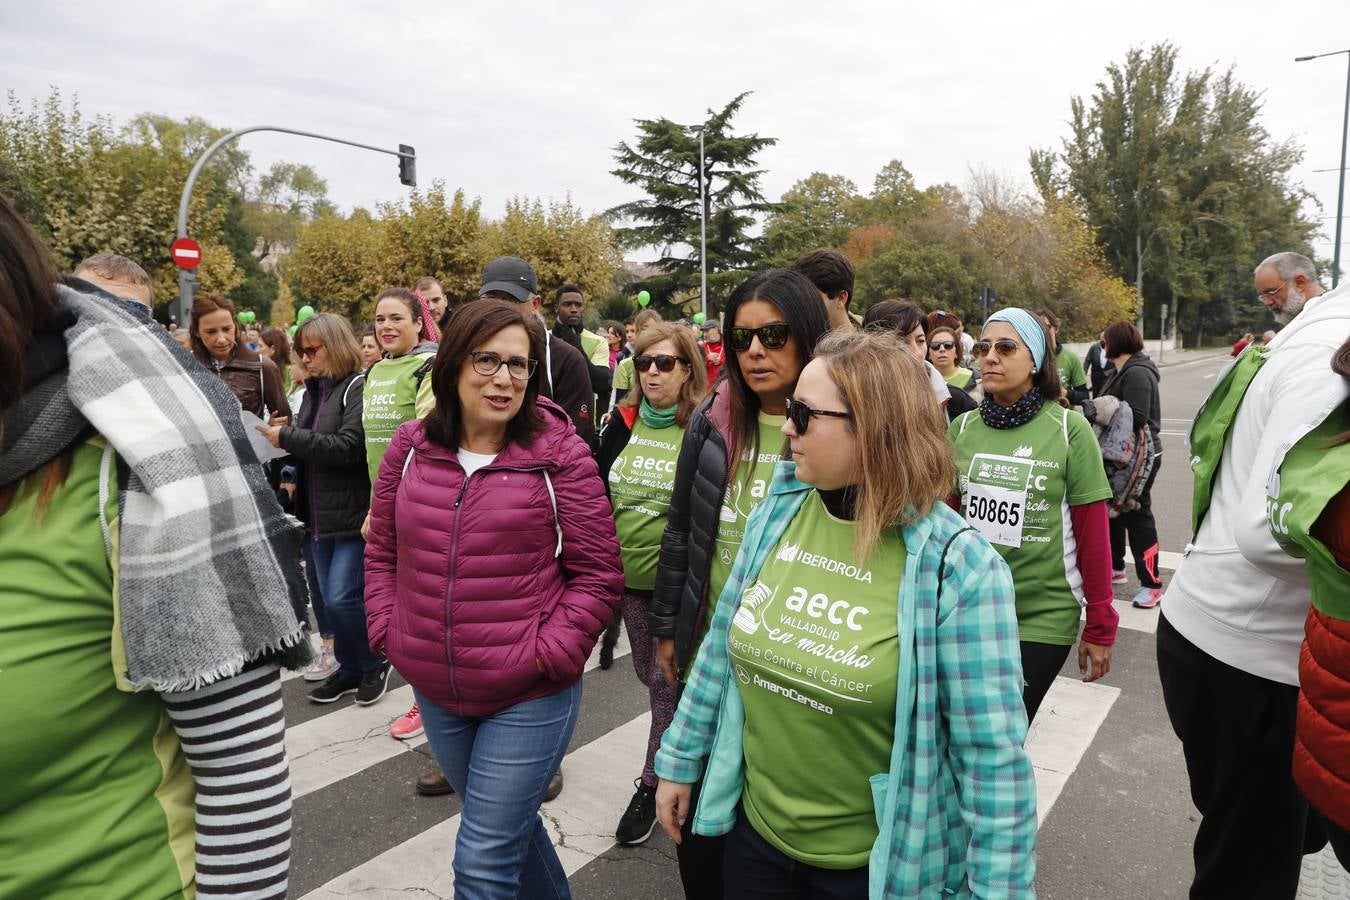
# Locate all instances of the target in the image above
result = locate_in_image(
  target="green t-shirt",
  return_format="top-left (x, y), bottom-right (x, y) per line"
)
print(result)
top-left (708, 412), bottom-right (788, 629)
top-left (0, 439), bottom-right (195, 898)
top-left (1056, 345), bottom-right (1087, 392)
top-left (729, 490), bottom-right (904, 868)
top-left (949, 402), bottom-right (1112, 644)
top-left (613, 356), bottom-right (635, 395)
top-left (943, 366), bottom-right (974, 388)
top-left (609, 417), bottom-right (687, 590)
top-left (363, 351), bottom-right (436, 485)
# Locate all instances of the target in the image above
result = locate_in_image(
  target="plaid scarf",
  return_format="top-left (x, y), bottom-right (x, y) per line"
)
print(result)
top-left (1, 286), bottom-right (312, 690)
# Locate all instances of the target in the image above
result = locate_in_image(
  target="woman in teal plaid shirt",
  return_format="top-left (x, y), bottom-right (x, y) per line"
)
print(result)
top-left (654, 331), bottom-right (1037, 899)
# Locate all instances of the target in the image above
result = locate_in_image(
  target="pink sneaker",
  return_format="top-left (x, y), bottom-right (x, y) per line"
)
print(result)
top-left (1132, 587), bottom-right (1163, 609)
top-left (1111, 569), bottom-right (1128, 585)
top-left (390, 702), bottom-right (424, 740)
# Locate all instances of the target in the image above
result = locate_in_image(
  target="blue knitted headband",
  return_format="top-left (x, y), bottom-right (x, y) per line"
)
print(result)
top-left (983, 308), bottom-right (1047, 373)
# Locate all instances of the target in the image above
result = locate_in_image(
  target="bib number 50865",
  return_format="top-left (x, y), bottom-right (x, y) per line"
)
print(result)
top-left (968, 494), bottom-right (1021, 526)
top-left (964, 481), bottom-right (1026, 548)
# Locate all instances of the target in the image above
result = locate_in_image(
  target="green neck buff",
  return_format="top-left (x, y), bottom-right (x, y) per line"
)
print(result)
top-left (640, 397), bottom-right (678, 429)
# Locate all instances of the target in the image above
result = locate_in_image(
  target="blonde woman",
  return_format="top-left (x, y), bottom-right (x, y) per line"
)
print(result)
top-left (595, 322), bottom-right (709, 845)
top-left (655, 331), bottom-right (1035, 898)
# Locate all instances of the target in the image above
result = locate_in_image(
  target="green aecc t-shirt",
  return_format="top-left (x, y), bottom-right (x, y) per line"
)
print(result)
top-left (609, 418), bottom-right (687, 590)
top-left (729, 490), bottom-right (904, 868)
top-left (363, 351), bottom-right (436, 485)
top-left (949, 402), bottom-right (1111, 644)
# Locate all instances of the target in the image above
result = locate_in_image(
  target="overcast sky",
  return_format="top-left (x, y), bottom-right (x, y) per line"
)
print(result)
top-left (4, 0), bottom-right (1349, 264)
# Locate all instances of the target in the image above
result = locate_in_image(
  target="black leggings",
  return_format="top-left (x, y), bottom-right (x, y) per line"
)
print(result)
top-left (1021, 641), bottom-right (1072, 724)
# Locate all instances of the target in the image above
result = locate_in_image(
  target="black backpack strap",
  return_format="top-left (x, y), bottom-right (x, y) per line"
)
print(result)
top-left (413, 357), bottom-right (434, 390)
top-left (936, 526), bottom-right (977, 599)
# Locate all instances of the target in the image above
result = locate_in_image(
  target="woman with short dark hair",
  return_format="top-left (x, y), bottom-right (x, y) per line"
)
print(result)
top-left (365, 299), bottom-right (623, 898)
top-left (1096, 320), bottom-right (1164, 608)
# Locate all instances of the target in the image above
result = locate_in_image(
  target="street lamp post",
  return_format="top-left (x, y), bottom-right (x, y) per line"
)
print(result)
top-left (174, 126), bottom-right (416, 325)
top-left (698, 126), bottom-right (708, 319)
top-left (1296, 49), bottom-right (1350, 288)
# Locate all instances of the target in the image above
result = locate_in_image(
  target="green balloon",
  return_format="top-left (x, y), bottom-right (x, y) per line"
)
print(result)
top-left (238, 310), bottom-right (256, 325)
top-left (288, 325), bottom-right (298, 340)
top-left (636, 290), bottom-right (651, 308)
top-left (296, 305), bottom-right (316, 325)
top-left (692, 312), bottom-right (706, 325)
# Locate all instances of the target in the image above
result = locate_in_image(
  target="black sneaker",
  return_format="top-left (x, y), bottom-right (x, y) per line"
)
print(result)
top-left (355, 663), bottom-right (391, 706)
top-left (309, 671), bottom-right (361, 704)
top-left (615, 779), bottom-right (657, 845)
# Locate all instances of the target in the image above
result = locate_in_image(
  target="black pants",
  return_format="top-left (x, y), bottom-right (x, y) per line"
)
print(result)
top-left (723, 812), bottom-right (868, 900)
top-left (1110, 455), bottom-right (1162, 589)
top-left (1157, 614), bottom-right (1325, 898)
top-left (1021, 641), bottom-right (1072, 724)
top-left (676, 763), bottom-right (726, 898)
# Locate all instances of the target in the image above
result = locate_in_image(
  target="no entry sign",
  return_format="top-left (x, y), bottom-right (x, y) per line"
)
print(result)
top-left (171, 237), bottom-right (203, 269)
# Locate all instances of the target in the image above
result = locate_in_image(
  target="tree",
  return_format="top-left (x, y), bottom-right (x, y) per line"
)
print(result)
top-left (760, 172), bottom-right (862, 263)
top-left (283, 210), bottom-right (385, 322)
top-left (609, 93), bottom-right (777, 313)
top-left (376, 183), bottom-right (484, 305)
top-left (1031, 44), bottom-right (1318, 344)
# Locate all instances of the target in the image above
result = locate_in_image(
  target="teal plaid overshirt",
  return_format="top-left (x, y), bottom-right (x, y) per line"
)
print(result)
top-left (654, 463), bottom-right (1037, 898)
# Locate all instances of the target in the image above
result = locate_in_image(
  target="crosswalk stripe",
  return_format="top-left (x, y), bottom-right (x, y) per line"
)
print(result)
top-left (1027, 676), bottom-right (1121, 824)
top-left (299, 712), bottom-right (651, 899)
top-left (285, 629), bottom-right (632, 800)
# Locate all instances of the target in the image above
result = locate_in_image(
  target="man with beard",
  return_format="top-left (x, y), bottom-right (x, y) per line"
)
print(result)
top-left (1158, 251), bottom-right (1348, 898)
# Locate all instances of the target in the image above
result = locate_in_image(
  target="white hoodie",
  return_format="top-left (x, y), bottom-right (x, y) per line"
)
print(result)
top-left (1163, 283), bottom-right (1350, 685)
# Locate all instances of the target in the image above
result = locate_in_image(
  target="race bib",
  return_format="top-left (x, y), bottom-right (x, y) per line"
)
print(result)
top-left (964, 454), bottom-right (1031, 548)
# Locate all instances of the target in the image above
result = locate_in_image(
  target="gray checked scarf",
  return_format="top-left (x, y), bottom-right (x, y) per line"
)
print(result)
top-left (0, 285), bottom-right (313, 690)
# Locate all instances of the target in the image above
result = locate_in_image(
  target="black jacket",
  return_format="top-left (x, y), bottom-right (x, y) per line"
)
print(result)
top-left (1099, 353), bottom-right (1162, 452)
top-left (280, 372), bottom-right (370, 538)
top-left (650, 387), bottom-right (736, 673)
top-left (542, 332), bottom-right (598, 452)
top-left (945, 384), bottom-right (977, 421)
top-left (552, 320), bottom-right (612, 406)
top-left (1085, 342), bottom-right (1111, 397)
top-left (596, 406), bottom-right (635, 494)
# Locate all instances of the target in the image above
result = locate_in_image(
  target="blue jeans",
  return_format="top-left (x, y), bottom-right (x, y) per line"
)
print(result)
top-left (415, 682), bottom-right (581, 900)
top-left (309, 535), bottom-right (379, 676)
top-left (301, 536), bottom-right (331, 638)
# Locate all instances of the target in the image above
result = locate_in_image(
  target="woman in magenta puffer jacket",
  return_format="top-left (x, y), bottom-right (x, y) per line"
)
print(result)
top-left (365, 299), bottom-right (622, 899)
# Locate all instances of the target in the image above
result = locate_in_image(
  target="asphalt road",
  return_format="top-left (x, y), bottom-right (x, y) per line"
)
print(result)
top-left (282, 348), bottom-right (1346, 899)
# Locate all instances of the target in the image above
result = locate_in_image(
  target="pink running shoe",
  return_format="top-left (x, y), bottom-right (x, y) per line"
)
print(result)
top-left (1111, 569), bottom-right (1128, 585)
top-left (390, 702), bottom-right (424, 740)
top-left (1132, 587), bottom-right (1163, 609)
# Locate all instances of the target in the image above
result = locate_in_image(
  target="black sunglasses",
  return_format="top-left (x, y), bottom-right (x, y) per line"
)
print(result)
top-left (785, 398), bottom-right (852, 434)
top-left (634, 354), bottom-right (687, 373)
top-left (971, 338), bottom-right (1024, 359)
top-left (728, 322), bottom-right (791, 352)
top-left (929, 340), bottom-right (956, 351)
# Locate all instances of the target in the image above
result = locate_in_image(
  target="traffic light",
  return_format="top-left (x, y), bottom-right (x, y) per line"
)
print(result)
top-left (398, 144), bottom-right (416, 188)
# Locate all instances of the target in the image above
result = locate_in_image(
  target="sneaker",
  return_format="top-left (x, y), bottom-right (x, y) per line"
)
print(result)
top-left (416, 768), bottom-right (455, 796)
top-left (390, 702), bottom-right (424, 740)
top-left (1111, 569), bottom-right (1128, 585)
top-left (545, 770), bottom-right (564, 802)
top-left (309, 671), bottom-right (361, 704)
top-left (356, 664), bottom-right (392, 706)
top-left (1132, 587), bottom-right (1163, 609)
top-left (615, 779), bottom-right (658, 845)
top-left (302, 641), bottom-right (339, 682)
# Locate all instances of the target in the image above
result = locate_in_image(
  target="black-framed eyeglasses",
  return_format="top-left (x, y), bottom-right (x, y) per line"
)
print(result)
top-left (728, 322), bottom-right (791, 352)
top-left (971, 338), bottom-right (1024, 359)
top-left (297, 344), bottom-right (324, 359)
top-left (929, 340), bottom-right (956, 351)
top-left (634, 354), bottom-right (687, 373)
top-left (785, 398), bottom-right (852, 434)
top-left (470, 350), bottom-right (537, 381)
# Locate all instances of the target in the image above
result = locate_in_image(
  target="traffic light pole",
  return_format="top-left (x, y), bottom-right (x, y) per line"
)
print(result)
top-left (174, 126), bottom-right (415, 326)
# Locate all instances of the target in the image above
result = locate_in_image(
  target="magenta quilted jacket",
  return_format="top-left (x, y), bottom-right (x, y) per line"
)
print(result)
top-left (364, 399), bottom-right (623, 716)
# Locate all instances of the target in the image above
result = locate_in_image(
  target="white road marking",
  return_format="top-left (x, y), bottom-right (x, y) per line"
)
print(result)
top-left (1027, 676), bottom-right (1121, 824)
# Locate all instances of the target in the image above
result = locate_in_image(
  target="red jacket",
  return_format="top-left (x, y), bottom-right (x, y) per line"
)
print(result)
top-left (364, 399), bottom-right (623, 716)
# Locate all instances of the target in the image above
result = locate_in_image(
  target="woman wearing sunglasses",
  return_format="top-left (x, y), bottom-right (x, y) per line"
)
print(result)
top-left (862, 299), bottom-right (975, 422)
top-left (365, 300), bottom-right (623, 899)
top-left (949, 308), bottom-right (1115, 723)
top-left (650, 268), bottom-right (829, 898)
top-left (596, 322), bottom-right (709, 847)
top-left (655, 331), bottom-right (1036, 898)
top-left (256, 313), bottom-right (390, 706)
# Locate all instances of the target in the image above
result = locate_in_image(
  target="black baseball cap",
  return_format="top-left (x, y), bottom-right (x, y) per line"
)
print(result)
top-left (479, 256), bottom-right (538, 302)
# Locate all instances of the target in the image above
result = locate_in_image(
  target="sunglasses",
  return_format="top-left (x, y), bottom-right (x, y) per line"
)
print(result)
top-left (634, 354), bottom-right (687, 373)
top-left (728, 322), bottom-right (791, 352)
top-left (929, 340), bottom-right (956, 351)
top-left (470, 350), bottom-right (537, 381)
top-left (297, 344), bottom-right (324, 359)
top-left (785, 398), bottom-right (851, 435)
top-left (971, 338), bottom-right (1024, 359)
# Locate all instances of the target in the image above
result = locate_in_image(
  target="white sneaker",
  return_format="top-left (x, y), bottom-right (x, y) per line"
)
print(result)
top-left (303, 642), bottom-right (339, 682)
top-left (1111, 568), bottom-right (1128, 585)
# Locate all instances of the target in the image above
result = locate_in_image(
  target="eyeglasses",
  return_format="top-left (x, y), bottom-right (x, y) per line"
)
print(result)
top-left (785, 398), bottom-right (852, 435)
top-left (1257, 279), bottom-right (1287, 300)
top-left (971, 338), bottom-right (1024, 359)
top-left (728, 322), bottom-right (791, 352)
top-left (297, 344), bottom-right (324, 359)
top-left (929, 340), bottom-right (956, 351)
top-left (634, 354), bottom-right (687, 373)
top-left (470, 350), bottom-right (537, 381)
